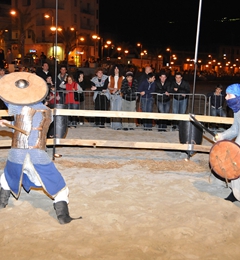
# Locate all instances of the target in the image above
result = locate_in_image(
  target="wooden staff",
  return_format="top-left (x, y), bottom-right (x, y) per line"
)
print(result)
top-left (2, 122), bottom-right (29, 136)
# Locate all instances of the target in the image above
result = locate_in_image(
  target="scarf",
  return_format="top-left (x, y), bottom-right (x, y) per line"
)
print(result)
top-left (227, 96), bottom-right (240, 113)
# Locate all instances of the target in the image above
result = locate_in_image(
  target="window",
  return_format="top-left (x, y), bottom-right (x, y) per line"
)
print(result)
top-left (74, 0), bottom-right (77, 7)
top-left (22, 0), bottom-right (31, 6)
top-left (74, 14), bottom-right (77, 24)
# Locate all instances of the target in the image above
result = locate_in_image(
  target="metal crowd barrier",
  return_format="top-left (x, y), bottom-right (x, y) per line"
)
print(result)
top-left (55, 90), bottom-right (209, 129)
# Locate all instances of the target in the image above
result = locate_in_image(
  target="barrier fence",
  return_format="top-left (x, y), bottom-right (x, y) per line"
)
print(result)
top-left (53, 90), bottom-right (226, 128)
top-left (0, 108), bottom-right (234, 154)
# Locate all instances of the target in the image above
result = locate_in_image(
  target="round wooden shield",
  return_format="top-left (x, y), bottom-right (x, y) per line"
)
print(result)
top-left (0, 72), bottom-right (48, 105)
top-left (209, 140), bottom-right (240, 180)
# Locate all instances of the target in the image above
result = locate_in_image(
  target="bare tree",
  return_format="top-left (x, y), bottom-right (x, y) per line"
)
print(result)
top-left (10, 7), bottom-right (37, 64)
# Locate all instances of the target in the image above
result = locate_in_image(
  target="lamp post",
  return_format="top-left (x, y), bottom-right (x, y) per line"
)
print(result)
top-left (92, 34), bottom-right (98, 59)
top-left (137, 43), bottom-right (143, 68)
top-left (106, 40), bottom-right (111, 58)
top-left (166, 48), bottom-right (171, 66)
top-left (158, 55), bottom-right (162, 72)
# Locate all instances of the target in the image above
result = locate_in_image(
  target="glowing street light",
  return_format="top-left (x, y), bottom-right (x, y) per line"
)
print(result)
top-left (10, 10), bottom-right (16, 16)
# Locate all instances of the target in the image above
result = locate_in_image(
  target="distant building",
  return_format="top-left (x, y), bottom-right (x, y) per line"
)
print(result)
top-left (0, 0), bottom-right (99, 66)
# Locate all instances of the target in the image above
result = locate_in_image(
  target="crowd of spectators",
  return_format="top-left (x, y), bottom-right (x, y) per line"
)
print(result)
top-left (0, 61), bottom-right (231, 132)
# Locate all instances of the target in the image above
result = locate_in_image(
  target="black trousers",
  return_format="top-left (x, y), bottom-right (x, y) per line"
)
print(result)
top-left (94, 94), bottom-right (109, 126)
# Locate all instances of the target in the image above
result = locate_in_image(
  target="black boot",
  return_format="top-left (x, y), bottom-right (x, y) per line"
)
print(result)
top-left (54, 201), bottom-right (82, 224)
top-left (224, 192), bottom-right (238, 202)
top-left (0, 188), bottom-right (11, 209)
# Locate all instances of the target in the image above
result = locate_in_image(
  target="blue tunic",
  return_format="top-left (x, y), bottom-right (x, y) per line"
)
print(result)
top-left (3, 103), bottom-right (66, 198)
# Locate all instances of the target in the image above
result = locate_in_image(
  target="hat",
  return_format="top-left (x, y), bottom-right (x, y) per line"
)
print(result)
top-left (226, 83), bottom-right (240, 97)
top-left (0, 72), bottom-right (48, 105)
top-left (125, 71), bottom-right (133, 77)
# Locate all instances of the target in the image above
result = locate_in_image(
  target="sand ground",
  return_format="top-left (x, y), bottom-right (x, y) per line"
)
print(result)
top-left (1, 125), bottom-right (240, 259)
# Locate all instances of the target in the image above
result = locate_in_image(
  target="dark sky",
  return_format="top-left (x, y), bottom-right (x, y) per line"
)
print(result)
top-left (99, 0), bottom-right (240, 52)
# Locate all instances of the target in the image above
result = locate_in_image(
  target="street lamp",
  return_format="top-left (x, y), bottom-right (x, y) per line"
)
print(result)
top-left (166, 48), bottom-right (171, 66)
top-left (137, 43), bottom-right (143, 68)
top-left (105, 40), bottom-right (112, 58)
top-left (92, 34), bottom-right (98, 59)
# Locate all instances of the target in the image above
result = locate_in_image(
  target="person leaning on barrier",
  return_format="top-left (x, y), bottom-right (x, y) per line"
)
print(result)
top-left (207, 84), bottom-right (226, 130)
top-left (138, 72), bottom-right (156, 131)
top-left (155, 71), bottom-right (171, 132)
top-left (90, 67), bottom-right (109, 128)
top-left (64, 75), bottom-right (82, 128)
top-left (207, 84), bottom-right (226, 117)
top-left (170, 72), bottom-right (190, 130)
top-left (214, 83), bottom-right (240, 202)
top-left (121, 71), bottom-right (138, 130)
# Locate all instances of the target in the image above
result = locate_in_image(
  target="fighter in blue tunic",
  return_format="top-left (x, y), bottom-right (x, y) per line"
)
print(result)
top-left (0, 72), bottom-right (81, 224)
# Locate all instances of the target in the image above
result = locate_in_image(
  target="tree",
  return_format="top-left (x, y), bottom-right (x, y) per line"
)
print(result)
top-left (10, 7), bottom-right (37, 64)
top-left (58, 27), bottom-right (76, 65)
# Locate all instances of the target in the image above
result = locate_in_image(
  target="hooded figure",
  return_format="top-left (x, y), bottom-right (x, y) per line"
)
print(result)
top-left (215, 83), bottom-right (240, 202)
top-left (0, 72), bottom-right (81, 224)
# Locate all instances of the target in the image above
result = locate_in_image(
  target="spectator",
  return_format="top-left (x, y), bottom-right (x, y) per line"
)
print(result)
top-left (0, 68), bottom-right (5, 79)
top-left (76, 70), bottom-right (87, 125)
top-left (47, 85), bottom-right (60, 109)
top-left (64, 75), bottom-right (82, 128)
top-left (155, 71), bottom-right (171, 131)
top-left (56, 65), bottom-right (68, 103)
top-left (138, 73), bottom-right (156, 130)
top-left (90, 67), bottom-right (109, 128)
top-left (207, 84), bottom-right (226, 130)
top-left (137, 65), bottom-right (153, 85)
top-left (170, 72), bottom-right (190, 130)
top-left (207, 84), bottom-right (226, 117)
top-left (121, 71), bottom-right (138, 130)
top-left (36, 62), bottom-right (51, 81)
top-left (107, 64), bottom-right (124, 130)
top-left (6, 48), bottom-right (13, 66)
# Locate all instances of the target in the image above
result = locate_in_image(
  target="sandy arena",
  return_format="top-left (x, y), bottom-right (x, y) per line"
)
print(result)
top-left (1, 125), bottom-right (240, 259)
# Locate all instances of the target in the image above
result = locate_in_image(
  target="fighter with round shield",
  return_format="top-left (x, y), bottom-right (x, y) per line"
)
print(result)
top-left (213, 83), bottom-right (240, 202)
top-left (0, 72), bottom-right (81, 224)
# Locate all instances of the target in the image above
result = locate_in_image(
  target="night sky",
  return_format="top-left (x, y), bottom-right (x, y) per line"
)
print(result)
top-left (99, 0), bottom-right (240, 52)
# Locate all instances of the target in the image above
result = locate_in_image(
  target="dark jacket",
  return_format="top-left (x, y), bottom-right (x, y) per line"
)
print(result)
top-left (155, 79), bottom-right (171, 103)
top-left (170, 80), bottom-right (190, 100)
top-left (36, 70), bottom-right (51, 81)
top-left (207, 92), bottom-right (225, 109)
top-left (138, 79), bottom-right (156, 99)
top-left (121, 79), bottom-right (138, 101)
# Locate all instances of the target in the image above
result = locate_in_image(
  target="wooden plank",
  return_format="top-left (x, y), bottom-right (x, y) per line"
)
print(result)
top-left (1, 109), bottom-right (233, 124)
top-left (53, 139), bottom-right (211, 153)
top-left (0, 138), bottom-right (211, 152)
top-left (54, 109), bottom-right (233, 124)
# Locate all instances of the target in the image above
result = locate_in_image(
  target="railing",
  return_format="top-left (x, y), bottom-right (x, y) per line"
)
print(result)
top-left (54, 90), bottom-right (210, 128)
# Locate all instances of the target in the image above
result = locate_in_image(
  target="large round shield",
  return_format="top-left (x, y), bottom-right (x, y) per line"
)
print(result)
top-left (0, 72), bottom-right (48, 105)
top-left (209, 140), bottom-right (240, 180)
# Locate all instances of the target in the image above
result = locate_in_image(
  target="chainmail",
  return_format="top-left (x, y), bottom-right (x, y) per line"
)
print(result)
top-left (7, 103), bottom-right (52, 164)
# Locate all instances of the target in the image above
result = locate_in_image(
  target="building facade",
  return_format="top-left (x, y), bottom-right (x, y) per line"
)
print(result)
top-left (1, 0), bottom-right (99, 66)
